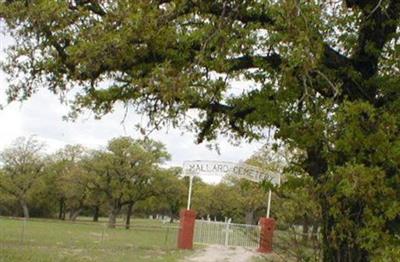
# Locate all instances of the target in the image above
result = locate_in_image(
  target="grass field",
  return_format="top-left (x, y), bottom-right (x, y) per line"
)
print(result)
top-left (0, 217), bottom-right (322, 262)
top-left (0, 217), bottom-right (190, 262)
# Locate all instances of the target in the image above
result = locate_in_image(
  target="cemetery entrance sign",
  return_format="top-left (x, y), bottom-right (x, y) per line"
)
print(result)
top-left (182, 160), bottom-right (281, 218)
top-left (183, 160), bottom-right (280, 184)
top-left (179, 160), bottom-right (281, 252)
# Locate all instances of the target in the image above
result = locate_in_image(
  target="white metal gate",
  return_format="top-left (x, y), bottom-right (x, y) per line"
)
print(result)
top-left (194, 219), bottom-right (260, 248)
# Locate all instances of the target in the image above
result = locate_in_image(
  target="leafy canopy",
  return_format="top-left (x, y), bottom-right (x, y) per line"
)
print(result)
top-left (1, 0), bottom-right (400, 259)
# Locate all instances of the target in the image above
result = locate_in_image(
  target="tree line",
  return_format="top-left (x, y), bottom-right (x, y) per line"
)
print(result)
top-left (1, 136), bottom-right (308, 229)
top-left (0, 136), bottom-right (173, 228)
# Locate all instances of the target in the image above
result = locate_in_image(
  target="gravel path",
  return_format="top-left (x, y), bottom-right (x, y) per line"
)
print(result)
top-left (183, 245), bottom-right (262, 262)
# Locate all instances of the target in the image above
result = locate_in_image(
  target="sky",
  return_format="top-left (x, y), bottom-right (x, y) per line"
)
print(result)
top-left (0, 32), bottom-right (264, 175)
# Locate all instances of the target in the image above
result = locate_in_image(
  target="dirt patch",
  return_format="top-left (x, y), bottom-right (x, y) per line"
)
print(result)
top-left (183, 245), bottom-right (263, 262)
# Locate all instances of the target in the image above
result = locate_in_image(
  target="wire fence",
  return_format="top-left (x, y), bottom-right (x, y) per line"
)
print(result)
top-left (273, 223), bottom-right (322, 261)
top-left (0, 216), bottom-right (179, 252)
top-left (193, 218), bottom-right (321, 261)
top-left (1, 216), bottom-right (322, 261)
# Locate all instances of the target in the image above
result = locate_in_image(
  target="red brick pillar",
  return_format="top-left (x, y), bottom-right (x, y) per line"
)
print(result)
top-left (258, 217), bottom-right (275, 253)
top-left (177, 209), bottom-right (196, 249)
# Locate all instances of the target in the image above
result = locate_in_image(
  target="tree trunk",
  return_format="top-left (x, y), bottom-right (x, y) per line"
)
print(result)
top-left (108, 211), bottom-right (117, 228)
top-left (108, 203), bottom-right (121, 228)
top-left (70, 208), bottom-right (82, 221)
top-left (305, 145), bottom-right (371, 261)
top-left (93, 205), bottom-right (100, 222)
top-left (320, 199), bottom-right (369, 262)
top-left (169, 209), bottom-right (174, 223)
top-left (58, 198), bottom-right (65, 220)
top-left (125, 202), bottom-right (134, 229)
top-left (311, 221), bottom-right (319, 242)
top-left (170, 202), bottom-right (179, 223)
top-left (245, 210), bottom-right (255, 225)
top-left (20, 200), bottom-right (29, 218)
top-left (302, 215), bottom-right (310, 242)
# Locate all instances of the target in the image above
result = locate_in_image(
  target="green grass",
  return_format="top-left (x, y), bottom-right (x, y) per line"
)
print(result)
top-left (0, 217), bottom-right (191, 262)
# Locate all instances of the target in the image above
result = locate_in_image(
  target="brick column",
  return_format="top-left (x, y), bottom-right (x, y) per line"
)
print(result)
top-left (258, 217), bottom-right (275, 253)
top-left (177, 209), bottom-right (196, 249)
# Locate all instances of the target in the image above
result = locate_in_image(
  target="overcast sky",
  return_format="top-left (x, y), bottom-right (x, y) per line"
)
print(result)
top-left (0, 33), bottom-right (263, 172)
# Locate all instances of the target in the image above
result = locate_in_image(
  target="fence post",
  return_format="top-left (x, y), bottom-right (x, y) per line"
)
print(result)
top-left (101, 223), bottom-right (106, 243)
top-left (258, 217), bottom-right (275, 253)
top-left (223, 218), bottom-right (232, 247)
top-left (177, 209), bottom-right (196, 249)
top-left (20, 217), bottom-right (27, 244)
top-left (164, 224), bottom-right (170, 247)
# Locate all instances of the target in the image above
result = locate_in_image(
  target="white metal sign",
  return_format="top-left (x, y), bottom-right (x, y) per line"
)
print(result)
top-left (183, 160), bottom-right (280, 185)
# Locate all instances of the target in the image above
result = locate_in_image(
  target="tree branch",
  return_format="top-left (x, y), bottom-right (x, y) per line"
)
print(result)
top-left (70, 0), bottom-right (106, 16)
top-left (352, 0), bottom-right (400, 79)
top-left (191, 102), bottom-right (256, 143)
top-left (204, 1), bottom-right (274, 25)
top-left (162, 1), bottom-right (274, 26)
top-left (225, 53), bottom-right (282, 72)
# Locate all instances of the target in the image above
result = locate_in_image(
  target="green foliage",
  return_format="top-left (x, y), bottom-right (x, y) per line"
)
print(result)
top-left (47, 144), bottom-right (92, 219)
top-left (81, 137), bottom-right (171, 226)
top-left (319, 101), bottom-right (400, 256)
top-left (0, 136), bottom-right (176, 225)
top-left (135, 167), bottom-right (187, 221)
top-left (1, 0), bottom-right (400, 260)
top-left (0, 136), bottom-right (46, 218)
top-left (189, 175), bottom-right (269, 224)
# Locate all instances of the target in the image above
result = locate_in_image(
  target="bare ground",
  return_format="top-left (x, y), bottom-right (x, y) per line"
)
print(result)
top-left (183, 245), bottom-right (279, 262)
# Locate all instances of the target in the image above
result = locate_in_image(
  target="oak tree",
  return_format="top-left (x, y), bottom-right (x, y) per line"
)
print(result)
top-left (0, 136), bottom-right (45, 218)
top-left (84, 137), bottom-right (169, 228)
top-left (1, 1), bottom-right (399, 260)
